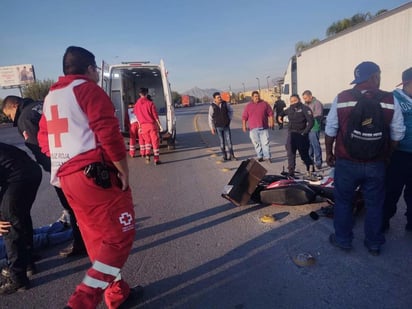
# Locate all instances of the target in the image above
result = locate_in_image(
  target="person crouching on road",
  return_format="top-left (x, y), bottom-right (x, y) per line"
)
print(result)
top-left (133, 89), bottom-right (163, 165)
top-left (38, 46), bottom-right (141, 309)
top-left (1, 95), bottom-right (86, 259)
top-left (0, 142), bottom-right (42, 295)
top-left (208, 92), bottom-right (237, 161)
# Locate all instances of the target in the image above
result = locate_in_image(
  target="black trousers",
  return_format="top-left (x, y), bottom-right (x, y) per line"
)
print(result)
top-left (276, 114), bottom-right (284, 128)
top-left (0, 166), bottom-right (42, 283)
top-left (383, 150), bottom-right (412, 225)
top-left (54, 186), bottom-right (83, 248)
top-left (27, 144), bottom-right (84, 249)
top-left (286, 132), bottom-right (313, 171)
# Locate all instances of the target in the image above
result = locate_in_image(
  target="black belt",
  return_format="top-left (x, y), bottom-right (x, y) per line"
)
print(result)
top-left (83, 162), bottom-right (114, 188)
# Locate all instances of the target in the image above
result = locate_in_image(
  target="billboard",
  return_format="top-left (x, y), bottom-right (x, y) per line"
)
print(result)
top-left (0, 64), bottom-right (36, 88)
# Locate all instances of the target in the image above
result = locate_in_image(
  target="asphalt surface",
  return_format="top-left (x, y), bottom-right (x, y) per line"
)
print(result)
top-left (0, 103), bottom-right (411, 309)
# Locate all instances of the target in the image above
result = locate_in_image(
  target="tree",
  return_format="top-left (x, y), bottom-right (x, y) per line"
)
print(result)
top-left (0, 98), bottom-right (10, 124)
top-left (295, 38), bottom-right (320, 54)
top-left (375, 9), bottom-right (388, 16)
top-left (326, 18), bottom-right (352, 36)
top-left (295, 41), bottom-right (307, 54)
top-left (171, 91), bottom-right (180, 104)
top-left (350, 13), bottom-right (371, 25)
top-left (325, 10), bottom-right (386, 37)
top-left (294, 8), bottom-right (388, 58)
top-left (21, 79), bottom-right (55, 101)
top-left (201, 95), bottom-right (210, 103)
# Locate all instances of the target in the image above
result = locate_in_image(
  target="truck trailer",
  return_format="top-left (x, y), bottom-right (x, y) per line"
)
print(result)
top-left (100, 59), bottom-right (176, 149)
top-left (181, 95), bottom-right (196, 107)
top-left (281, 2), bottom-right (412, 106)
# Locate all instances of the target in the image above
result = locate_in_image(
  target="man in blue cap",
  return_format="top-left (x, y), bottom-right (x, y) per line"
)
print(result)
top-left (324, 61), bottom-right (405, 256)
top-left (383, 67), bottom-right (412, 232)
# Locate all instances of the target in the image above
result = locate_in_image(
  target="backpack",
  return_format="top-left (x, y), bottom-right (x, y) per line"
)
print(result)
top-left (343, 90), bottom-right (387, 160)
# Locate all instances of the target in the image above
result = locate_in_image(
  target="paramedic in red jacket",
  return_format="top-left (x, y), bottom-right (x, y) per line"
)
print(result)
top-left (38, 46), bottom-right (140, 309)
top-left (133, 89), bottom-right (162, 165)
top-left (126, 103), bottom-right (141, 158)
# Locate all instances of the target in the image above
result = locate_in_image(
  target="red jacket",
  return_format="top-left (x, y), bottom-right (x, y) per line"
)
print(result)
top-left (133, 97), bottom-right (159, 125)
top-left (38, 75), bottom-right (125, 179)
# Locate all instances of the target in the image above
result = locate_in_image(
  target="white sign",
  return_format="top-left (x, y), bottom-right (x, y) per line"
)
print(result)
top-left (0, 64), bottom-right (36, 88)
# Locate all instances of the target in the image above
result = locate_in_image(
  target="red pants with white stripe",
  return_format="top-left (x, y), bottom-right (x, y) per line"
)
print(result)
top-left (140, 123), bottom-right (160, 162)
top-left (129, 122), bottom-right (140, 157)
top-left (60, 170), bottom-right (136, 309)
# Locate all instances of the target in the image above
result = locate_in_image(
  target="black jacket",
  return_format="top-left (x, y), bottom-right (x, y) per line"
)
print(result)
top-left (0, 142), bottom-right (42, 184)
top-left (13, 99), bottom-right (50, 171)
top-left (211, 101), bottom-right (230, 127)
top-left (273, 99), bottom-right (286, 115)
top-left (281, 102), bottom-right (314, 134)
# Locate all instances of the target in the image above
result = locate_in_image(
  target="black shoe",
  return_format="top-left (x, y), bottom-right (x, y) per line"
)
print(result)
top-left (154, 160), bottom-right (162, 166)
top-left (26, 263), bottom-right (36, 277)
top-left (382, 221), bottom-right (390, 233)
top-left (118, 285), bottom-right (144, 308)
top-left (367, 247), bottom-right (380, 256)
top-left (59, 244), bottom-right (87, 258)
top-left (258, 158), bottom-right (264, 162)
top-left (1, 263), bottom-right (36, 278)
top-left (329, 233), bottom-right (352, 251)
top-left (0, 276), bottom-right (29, 294)
top-left (31, 253), bottom-right (42, 262)
top-left (281, 170), bottom-right (298, 179)
top-left (364, 242), bottom-right (380, 256)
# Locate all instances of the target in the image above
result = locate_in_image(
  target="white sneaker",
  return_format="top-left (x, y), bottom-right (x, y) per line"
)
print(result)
top-left (58, 210), bottom-right (71, 227)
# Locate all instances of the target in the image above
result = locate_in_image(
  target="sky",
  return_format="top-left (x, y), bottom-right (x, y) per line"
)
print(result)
top-left (0, 0), bottom-right (409, 98)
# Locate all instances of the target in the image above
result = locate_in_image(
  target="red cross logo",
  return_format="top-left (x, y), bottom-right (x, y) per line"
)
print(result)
top-left (119, 212), bottom-right (133, 226)
top-left (47, 105), bottom-right (68, 148)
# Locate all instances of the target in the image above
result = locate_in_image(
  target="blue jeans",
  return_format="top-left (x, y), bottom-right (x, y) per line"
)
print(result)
top-left (308, 131), bottom-right (322, 166)
top-left (215, 126), bottom-right (234, 158)
top-left (333, 159), bottom-right (385, 249)
top-left (249, 128), bottom-right (270, 159)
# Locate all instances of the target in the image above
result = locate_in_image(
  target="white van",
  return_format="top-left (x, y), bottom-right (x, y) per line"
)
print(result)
top-left (100, 60), bottom-right (176, 149)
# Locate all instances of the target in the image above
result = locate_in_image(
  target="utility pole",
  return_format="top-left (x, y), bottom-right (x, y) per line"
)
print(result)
top-left (256, 77), bottom-right (260, 91)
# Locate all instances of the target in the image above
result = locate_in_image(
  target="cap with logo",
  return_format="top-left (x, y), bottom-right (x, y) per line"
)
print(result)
top-left (396, 67), bottom-right (412, 87)
top-left (350, 61), bottom-right (381, 85)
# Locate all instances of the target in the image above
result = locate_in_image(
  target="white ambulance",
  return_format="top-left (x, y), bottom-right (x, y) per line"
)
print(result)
top-left (100, 60), bottom-right (176, 149)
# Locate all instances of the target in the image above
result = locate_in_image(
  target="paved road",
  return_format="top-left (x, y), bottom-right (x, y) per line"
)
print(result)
top-left (1, 103), bottom-right (411, 308)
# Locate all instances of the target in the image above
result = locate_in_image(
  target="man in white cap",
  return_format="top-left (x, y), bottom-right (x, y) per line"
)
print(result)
top-left (324, 61), bottom-right (405, 256)
top-left (383, 67), bottom-right (412, 232)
